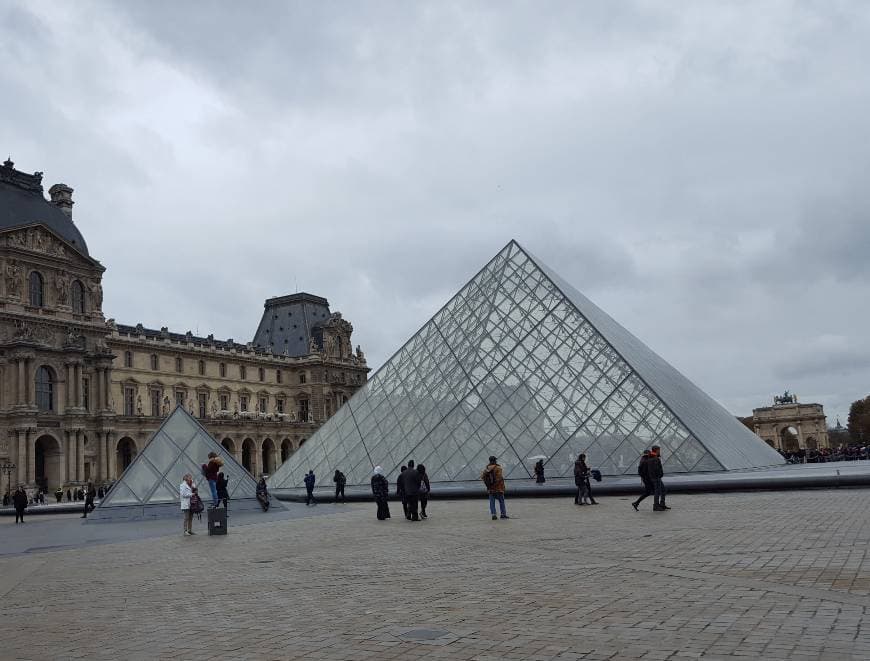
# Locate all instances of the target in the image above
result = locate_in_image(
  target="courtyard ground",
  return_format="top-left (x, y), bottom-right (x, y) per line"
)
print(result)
top-left (1, 489), bottom-right (869, 660)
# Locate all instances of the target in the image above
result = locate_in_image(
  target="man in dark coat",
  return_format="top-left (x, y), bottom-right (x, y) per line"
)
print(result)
top-left (398, 461), bottom-right (422, 521)
top-left (81, 482), bottom-right (95, 518)
top-left (12, 487), bottom-right (28, 524)
top-left (649, 445), bottom-right (670, 511)
top-left (304, 470), bottom-right (316, 506)
top-left (370, 466), bottom-right (390, 520)
top-left (396, 466), bottom-right (408, 519)
top-left (631, 450), bottom-right (654, 511)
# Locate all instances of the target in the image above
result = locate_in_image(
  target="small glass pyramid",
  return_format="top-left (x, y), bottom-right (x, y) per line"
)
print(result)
top-left (268, 241), bottom-right (784, 489)
top-left (96, 406), bottom-right (273, 517)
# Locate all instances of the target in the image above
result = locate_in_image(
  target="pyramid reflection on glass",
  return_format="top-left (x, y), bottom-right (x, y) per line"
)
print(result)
top-left (268, 241), bottom-right (783, 490)
top-left (94, 406), bottom-right (282, 520)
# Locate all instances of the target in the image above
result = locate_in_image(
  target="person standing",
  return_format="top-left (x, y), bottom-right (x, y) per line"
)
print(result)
top-left (396, 466), bottom-right (408, 519)
top-left (534, 459), bottom-right (545, 484)
top-left (304, 470), bottom-right (316, 506)
top-left (216, 472), bottom-right (230, 509)
top-left (573, 454), bottom-right (597, 505)
top-left (255, 477), bottom-right (270, 512)
top-left (398, 461), bottom-right (422, 521)
top-left (13, 486), bottom-right (27, 524)
top-left (649, 445), bottom-right (670, 511)
top-left (370, 466), bottom-right (390, 521)
top-left (631, 450), bottom-right (654, 511)
top-left (54, 486), bottom-right (63, 503)
top-left (81, 482), bottom-right (95, 518)
top-left (417, 464), bottom-right (431, 519)
top-left (203, 452), bottom-right (224, 509)
top-left (481, 456), bottom-right (508, 520)
top-left (333, 469), bottom-right (346, 503)
top-left (66, 488), bottom-right (72, 502)
top-left (180, 474), bottom-right (195, 535)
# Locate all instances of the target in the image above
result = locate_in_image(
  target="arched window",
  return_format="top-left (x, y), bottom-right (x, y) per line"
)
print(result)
top-left (29, 271), bottom-right (44, 307)
top-left (71, 280), bottom-right (85, 313)
top-left (36, 366), bottom-right (54, 411)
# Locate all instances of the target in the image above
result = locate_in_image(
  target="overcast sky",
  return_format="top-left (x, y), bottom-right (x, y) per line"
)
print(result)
top-left (2, 1), bottom-right (868, 425)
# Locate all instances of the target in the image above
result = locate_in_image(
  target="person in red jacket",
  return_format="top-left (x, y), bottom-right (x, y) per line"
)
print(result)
top-left (203, 452), bottom-right (223, 508)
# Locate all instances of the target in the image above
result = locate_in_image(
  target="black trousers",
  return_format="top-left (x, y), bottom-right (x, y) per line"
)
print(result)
top-left (376, 498), bottom-right (390, 520)
top-left (335, 484), bottom-right (345, 501)
top-left (306, 488), bottom-right (315, 505)
top-left (419, 494), bottom-right (428, 515)
top-left (15, 507), bottom-right (24, 523)
top-left (634, 480), bottom-right (654, 505)
top-left (405, 495), bottom-right (419, 521)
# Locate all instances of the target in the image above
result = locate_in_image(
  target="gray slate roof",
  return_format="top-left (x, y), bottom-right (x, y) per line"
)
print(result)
top-left (252, 293), bottom-right (332, 357)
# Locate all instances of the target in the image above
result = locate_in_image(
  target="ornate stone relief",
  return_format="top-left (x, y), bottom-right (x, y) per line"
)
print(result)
top-left (4, 259), bottom-right (22, 299)
top-left (11, 319), bottom-right (53, 343)
top-left (6, 228), bottom-right (68, 258)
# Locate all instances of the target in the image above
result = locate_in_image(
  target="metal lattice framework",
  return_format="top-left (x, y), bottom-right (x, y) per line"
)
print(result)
top-left (269, 241), bottom-right (783, 488)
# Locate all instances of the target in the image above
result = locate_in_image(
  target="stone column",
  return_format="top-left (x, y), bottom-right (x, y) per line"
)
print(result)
top-left (58, 432), bottom-right (67, 486)
top-left (74, 364), bottom-right (82, 408)
top-left (16, 357), bottom-right (25, 406)
top-left (66, 430), bottom-right (76, 483)
top-left (76, 429), bottom-right (84, 483)
top-left (97, 431), bottom-right (106, 481)
top-left (26, 430), bottom-right (35, 485)
top-left (16, 429), bottom-right (26, 484)
top-left (94, 368), bottom-right (103, 412)
top-left (106, 430), bottom-right (116, 480)
top-left (103, 368), bottom-right (112, 410)
top-left (25, 357), bottom-right (35, 408)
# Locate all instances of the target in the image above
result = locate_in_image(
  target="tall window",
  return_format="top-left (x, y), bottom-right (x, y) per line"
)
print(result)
top-left (124, 351), bottom-right (133, 368)
top-left (299, 372), bottom-right (307, 385)
top-left (259, 396), bottom-right (267, 413)
top-left (258, 367), bottom-right (265, 382)
top-left (175, 390), bottom-right (186, 407)
top-left (299, 398), bottom-right (309, 422)
top-left (29, 271), bottom-right (44, 307)
top-left (71, 280), bottom-right (85, 314)
top-left (240, 395), bottom-right (249, 412)
top-left (151, 389), bottom-right (161, 416)
top-left (82, 377), bottom-right (89, 411)
top-left (198, 360), bottom-right (206, 376)
top-left (276, 398), bottom-right (285, 414)
top-left (198, 393), bottom-right (207, 418)
top-left (124, 386), bottom-right (135, 416)
top-left (276, 369), bottom-right (282, 384)
top-left (219, 363), bottom-right (226, 378)
top-left (150, 354), bottom-right (159, 370)
top-left (35, 366), bottom-right (53, 411)
top-left (175, 357), bottom-right (183, 373)
top-left (240, 365), bottom-right (247, 380)
top-left (220, 393), bottom-right (229, 410)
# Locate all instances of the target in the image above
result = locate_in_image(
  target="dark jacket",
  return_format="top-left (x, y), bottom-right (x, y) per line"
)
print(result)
top-left (304, 473), bottom-right (315, 490)
top-left (12, 490), bottom-right (27, 509)
top-left (574, 459), bottom-right (590, 486)
top-left (205, 457), bottom-right (223, 481)
top-left (371, 474), bottom-right (389, 500)
top-left (217, 475), bottom-right (230, 499)
top-left (418, 469), bottom-right (431, 494)
top-left (647, 455), bottom-right (664, 480)
top-left (399, 467), bottom-right (422, 497)
top-left (637, 456), bottom-right (651, 482)
top-left (333, 471), bottom-right (346, 485)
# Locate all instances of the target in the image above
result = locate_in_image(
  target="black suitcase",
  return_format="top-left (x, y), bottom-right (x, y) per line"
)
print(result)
top-left (207, 507), bottom-right (227, 535)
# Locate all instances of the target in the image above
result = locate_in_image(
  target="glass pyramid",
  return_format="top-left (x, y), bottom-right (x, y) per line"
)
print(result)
top-left (95, 406), bottom-right (276, 518)
top-left (268, 241), bottom-right (784, 489)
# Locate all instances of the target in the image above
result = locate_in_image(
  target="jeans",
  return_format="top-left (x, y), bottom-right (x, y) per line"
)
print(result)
top-left (634, 480), bottom-right (654, 506)
top-left (419, 494), bottom-right (428, 515)
top-left (208, 480), bottom-right (219, 507)
top-left (306, 488), bottom-right (315, 505)
top-left (488, 493), bottom-right (507, 517)
top-left (335, 484), bottom-right (345, 502)
top-left (652, 478), bottom-right (666, 507)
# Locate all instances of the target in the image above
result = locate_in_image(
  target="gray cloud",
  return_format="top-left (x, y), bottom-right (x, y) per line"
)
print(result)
top-left (2, 0), bottom-right (869, 426)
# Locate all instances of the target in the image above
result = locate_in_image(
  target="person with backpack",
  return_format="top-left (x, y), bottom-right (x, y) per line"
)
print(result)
top-left (648, 445), bottom-right (670, 511)
top-left (417, 464), bottom-right (431, 519)
top-left (202, 452), bottom-right (223, 509)
top-left (481, 456), bottom-right (508, 520)
top-left (304, 470), bottom-right (316, 506)
top-left (631, 450), bottom-right (654, 511)
top-left (370, 466), bottom-right (390, 520)
top-left (180, 473), bottom-right (196, 536)
top-left (333, 469), bottom-right (347, 503)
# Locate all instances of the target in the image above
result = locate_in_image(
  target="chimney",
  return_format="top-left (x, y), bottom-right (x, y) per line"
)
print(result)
top-left (48, 183), bottom-right (74, 218)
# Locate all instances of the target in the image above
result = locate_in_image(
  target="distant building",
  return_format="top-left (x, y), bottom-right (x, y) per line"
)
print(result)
top-left (751, 391), bottom-right (829, 452)
top-left (0, 158), bottom-right (368, 496)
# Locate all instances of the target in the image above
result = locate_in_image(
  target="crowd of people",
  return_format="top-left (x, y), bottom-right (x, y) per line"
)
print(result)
top-left (779, 446), bottom-right (870, 464)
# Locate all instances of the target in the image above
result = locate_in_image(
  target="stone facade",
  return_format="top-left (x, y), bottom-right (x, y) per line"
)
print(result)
top-left (0, 160), bottom-right (368, 497)
top-left (752, 393), bottom-right (830, 452)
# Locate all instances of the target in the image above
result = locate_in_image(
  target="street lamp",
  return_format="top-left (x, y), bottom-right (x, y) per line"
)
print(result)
top-left (0, 462), bottom-right (15, 501)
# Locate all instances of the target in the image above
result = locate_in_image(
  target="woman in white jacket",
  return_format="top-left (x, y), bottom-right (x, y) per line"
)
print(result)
top-left (180, 474), bottom-right (195, 535)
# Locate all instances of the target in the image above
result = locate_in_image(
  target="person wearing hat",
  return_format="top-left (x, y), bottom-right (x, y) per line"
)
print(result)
top-left (370, 466), bottom-right (390, 520)
top-left (481, 456), bottom-right (508, 520)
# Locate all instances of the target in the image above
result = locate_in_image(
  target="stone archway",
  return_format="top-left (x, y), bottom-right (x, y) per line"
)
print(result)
top-left (780, 426), bottom-right (800, 453)
top-left (261, 438), bottom-right (276, 476)
top-left (116, 437), bottom-right (138, 473)
top-left (35, 435), bottom-right (63, 491)
top-left (281, 438), bottom-right (293, 463)
top-left (221, 437), bottom-right (236, 455)
top-left (242, 438), bottom-right (255, 474)
top-left (805, 436), bottom-right (818, 450)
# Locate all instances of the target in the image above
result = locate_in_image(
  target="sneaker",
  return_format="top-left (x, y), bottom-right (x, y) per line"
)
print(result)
top-left (421, 513), bottom-right (428, 519)
top-left (500, 515), bottom-right (510, 519)
top-left (492, 515), bottom-right (497, 520)
top-left (188, 530), bottom-right (196, 534)
top-left (661, 505), bottom-right (671, 510)
top-left (184, 531), bottom-right (191, 536)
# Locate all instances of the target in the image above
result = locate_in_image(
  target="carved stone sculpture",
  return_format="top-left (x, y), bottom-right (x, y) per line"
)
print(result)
top-left (5, 260), bottom-right (22, 299)
top-left (54, 273), bottom-right (70, 305)
top-left (136, 395), bottom-right (143, 416)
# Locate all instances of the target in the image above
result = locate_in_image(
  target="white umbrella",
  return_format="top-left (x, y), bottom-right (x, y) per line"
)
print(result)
top-left (527, 455), bottom-right (549, 461)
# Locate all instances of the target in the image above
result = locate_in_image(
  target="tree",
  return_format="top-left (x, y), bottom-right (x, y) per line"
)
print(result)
top-left (847, 395), bottom-right (870, 444)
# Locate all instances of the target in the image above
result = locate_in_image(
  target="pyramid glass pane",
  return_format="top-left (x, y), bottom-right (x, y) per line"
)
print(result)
top-left (268, 241), bottom-right (783, 490)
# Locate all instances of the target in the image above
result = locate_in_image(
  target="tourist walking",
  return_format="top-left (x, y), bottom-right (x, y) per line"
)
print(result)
top-left (81, 482), bottom-right (95, 518)
top-left (371, 466), bottom-right (390, 520)
top-left (397, 466), bottom-right (408, 518)
top-left (256, 477), bottom-right (270, 511)
top-left (54, 487), bottom-right (63, 503)
top-left (203, 451), bottom-right (224, 508)
top-left (418, 464), bottom-right (431, 519)
top-left (481, 456), bottom-right (509, 520)
top-left (180, 474), bottom-right (195, 535)
top-left (573, 454), bottom-right (597, 505)
top-left (333, 469), bottom-right (347, 503)
top-left (534, 459), bottom-right (545, 484)
top-left (631, 450), bottom-right (654, 511)
top-left (12, 486), bottom-right (27, 524)
top-left (649, 445), bottom-right (670, 511)
top-left (216, 472), bottom-right (229, 509)
top-left (398, 461), bottom-right (422, 521)
top-left (304, 470), bottom-right (316, 506)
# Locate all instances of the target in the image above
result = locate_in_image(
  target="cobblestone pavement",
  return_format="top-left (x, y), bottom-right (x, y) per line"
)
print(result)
top-left (1, 489), bottom-right (870, 660)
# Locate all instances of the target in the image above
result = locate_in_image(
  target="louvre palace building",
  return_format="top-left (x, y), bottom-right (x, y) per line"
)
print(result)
top-left (0, 158), bottom-right (369, 496)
